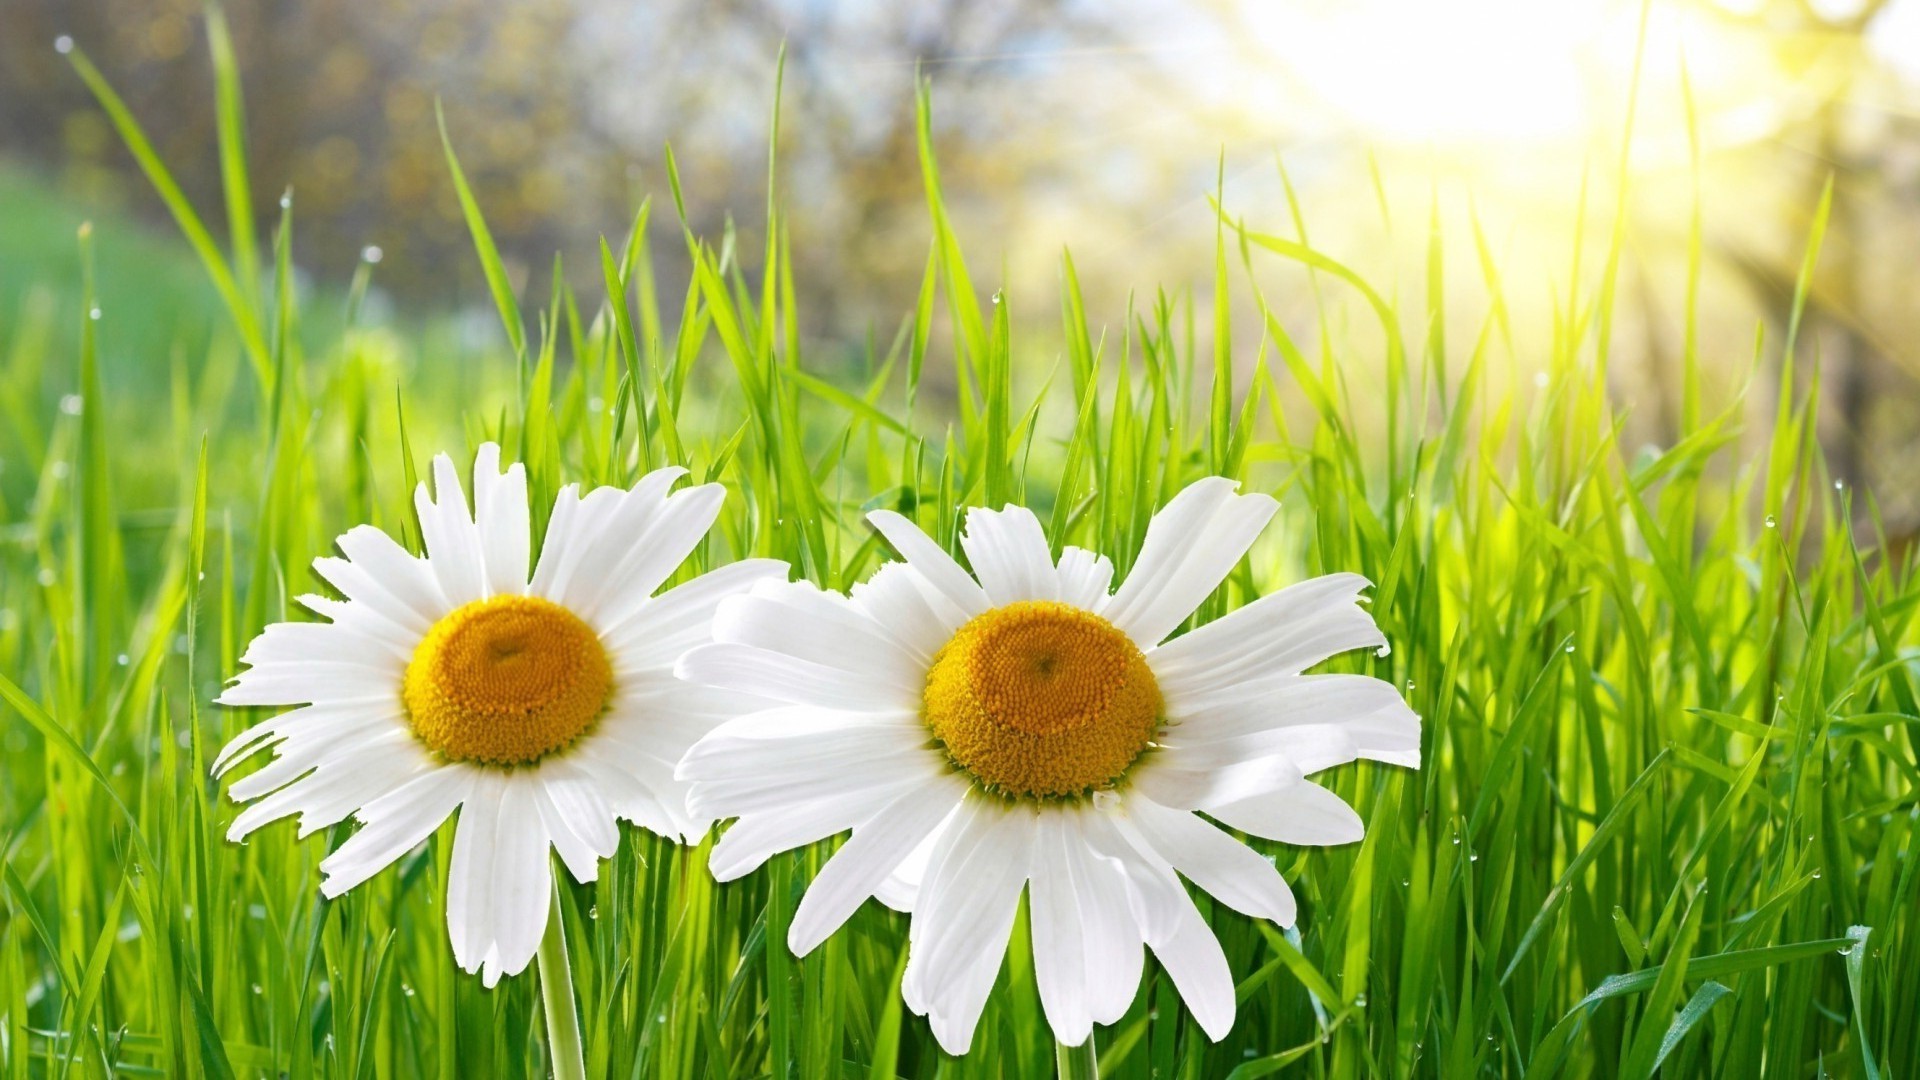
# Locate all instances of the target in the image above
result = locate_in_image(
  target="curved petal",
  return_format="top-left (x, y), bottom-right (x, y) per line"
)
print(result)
top-left (1210, 780), bottom-right (1365, 846)
top-left (1150, 574), bottom-right (1385, 697)
top-left (789, 774), bottom-right (968, 955)
top-left (470, 443), bottom-right (531, 597)
top-left (848, 561), bottom-right (967, 663)
top-left (959, 505), bottom-right (1059, 606)
top-left (1103, 478), bottom-right (1278, 648)
top-left (448, 773), bottom-right (554, 987)
top-left (903, 798), bottom-right (1033, 1055)
top-left (708, 581), bottom-right (927, 693)
top-left (319, 765), bottom-right (476, 896)
top-left (1054, 546), bottom-right (1115, 612)
top-left (415, 452), bottom-right (488, 608)
top-left (1119, 795), bottom-right (1296, 926)
top-left (675, 643), bottom-right (920, 713)
top-left (866, 510), bottom-right (989, 622)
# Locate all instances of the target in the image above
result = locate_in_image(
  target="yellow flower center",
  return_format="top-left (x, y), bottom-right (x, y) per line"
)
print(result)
top-left (402, 594), bottom-right (612, 767)
top-left (923, 600), bottom-right (1161, 800)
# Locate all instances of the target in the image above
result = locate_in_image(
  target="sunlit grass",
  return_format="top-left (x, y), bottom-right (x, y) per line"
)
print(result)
top-left (0, 28), bottom-right (1914, 1080)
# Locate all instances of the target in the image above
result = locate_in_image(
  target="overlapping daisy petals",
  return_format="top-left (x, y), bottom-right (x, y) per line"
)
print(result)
top-left (679, 475), bottom-right (1419, 1055)
top-left (216, 444), bottom-right (762, 987)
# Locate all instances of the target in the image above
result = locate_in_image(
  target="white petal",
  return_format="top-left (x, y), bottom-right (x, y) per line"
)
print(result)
top-left (319, 765), bottom-right (475, 896)
top-left (1030, 813), bottom-right (1096, 1043)
top-left (708, 582), bottom-right (926, 693)
top-left (675, 643), bottom-right (918, 712)
top-left (789, 775), bottom-right (967, 955)
top-left (1128, 747), bottom-right (1304, 812)
top-left (449, 774), bottom-right (553, 987)
top-left (599, 558), bottom-right (789, 668)
top-left (1162, 673), bottom-right (1420, 772)
top-left (848, 562), bottom-right (966, 664)
top-left (470, 443), bottom-right (531, 597)
top-left (529, 471), bottom-right (681, 606)
top-left (1210, 781), bottom-right (1365, 846)
top-left (1103, 478), bottom-right (1278, 648)
top-left (215, 665), bottom-right (399, 708)
top-left (677, 712), bottom-right (925, 783)
top-left (226, 739), bottom-right (436, 841)
top-left (904, 798), bottom-right (1033, 1055)
top-left (532, 759), bottom-right (621, 882)
top-left (1085, 814), bottom-right (1236, 1040)
top-left (579, 483), bottom-right (727, 626)
top-left (1120, 796), bottom-right (1296, 925)
top-left (416, 452), bottom-right (488, 608)
top-left (238, 619), bottom-right (408, 669)
top-left (707, 777), bottom-right (928, 880)
top-left (1150, 574), bottom-right (1385, 696)
top-left (1067, 811), bottom-right (1147, 1024)
top-left (1054, 547), bottom-right (1115, 611)
top-left (866, 510), bottom-right (989, 622)
top-left (316, 526), bottom-right (447, 633)
top-left (959, 505), bottom-right (1058, 605)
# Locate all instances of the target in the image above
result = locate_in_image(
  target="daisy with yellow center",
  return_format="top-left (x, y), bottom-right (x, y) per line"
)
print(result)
top-left (216, 444), bottom-right (781, 986)
top-left (676, 478), bottom-right (1419, 1053)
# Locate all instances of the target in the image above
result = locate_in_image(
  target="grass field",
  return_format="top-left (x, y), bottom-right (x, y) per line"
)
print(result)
top-left (0, 32), bottom-right (1916, 1080)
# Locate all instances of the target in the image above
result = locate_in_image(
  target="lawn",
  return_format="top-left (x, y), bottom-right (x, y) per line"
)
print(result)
top-left (0, 34), bottom-right (1914, 1080)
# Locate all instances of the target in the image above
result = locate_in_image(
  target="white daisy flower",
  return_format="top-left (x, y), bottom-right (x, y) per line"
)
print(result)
top-left (215, 443), bottom-right (781, 986)
top-left (675, 477), bottom-right (1419, 1053)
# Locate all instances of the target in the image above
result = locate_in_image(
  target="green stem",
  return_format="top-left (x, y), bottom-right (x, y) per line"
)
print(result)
top-left (537, 883), bottom-right (587, 1080)
top-left (1055, 1036), bottom-right (1099, 1080)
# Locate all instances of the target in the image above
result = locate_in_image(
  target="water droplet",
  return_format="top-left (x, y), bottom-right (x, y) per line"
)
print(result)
top-left (1764, 515), bottom-right (1776, 529)
top-left (587, 905), bottom-right (599, 920)
top-left (1833, 480), bottom-right (1843, 491)
top-left (88, 306), bottom-right (101, 321)
top-left (1811, 869), bottom-right (1822, 879)
top-left (1405, 680), bottom-right (1415, 691)
top-left (59, 394), bottom-right (83, 415)
top-left (50, 460), bottom-right (69, 480)
top-left (251, 984), bottom-right (263, 995)
top-left (115, 653), bottom-right (129, 666)
top-left (279, 193), bottom-right (293, 209)
top-left (54, 35), bottom-right (73, 53)
top-left (991, 291), bottom-right (1003, 305)
top-left (1353, 994), bottom-right (1368, 1007)
top-left (1451, 835), bottom-right (1461, 845)
top-left (1564, 643), bottom-right (1575, 653)
top-left (36, 568), bottom-right (56, 587)
top-left (1470, 852), bottom-right (1480, 862)
top-left (1533, 371), bottom-right (1549, 388)
top-left (361, 244), bottom-right (383, 264)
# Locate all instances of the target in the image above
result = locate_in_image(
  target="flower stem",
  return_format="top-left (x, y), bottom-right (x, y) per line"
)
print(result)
top-left (537, 883), bottom-right (587, 1080)
top-left (1055, 1036), bottom-right (1099, 1080)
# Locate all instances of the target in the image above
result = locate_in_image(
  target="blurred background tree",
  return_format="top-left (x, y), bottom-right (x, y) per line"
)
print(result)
top-left (1, 0), bottom-right (1917, 529)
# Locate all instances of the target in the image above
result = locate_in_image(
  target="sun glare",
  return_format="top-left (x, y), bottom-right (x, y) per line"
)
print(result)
top-left (1244, 0), bottom-right (1602, 143)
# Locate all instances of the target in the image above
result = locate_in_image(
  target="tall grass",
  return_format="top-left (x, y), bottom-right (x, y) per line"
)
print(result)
top-left (0, 25), bottom-right (1914, 1080)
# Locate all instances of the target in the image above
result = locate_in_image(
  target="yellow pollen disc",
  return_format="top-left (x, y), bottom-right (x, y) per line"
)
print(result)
top-left (402, 594), bottom-right (612, 767)
top-left (924, 600), bottom-right (1161, 800)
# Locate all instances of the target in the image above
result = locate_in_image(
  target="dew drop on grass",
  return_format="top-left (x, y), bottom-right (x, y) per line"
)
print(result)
top-left (115, 653), bottom-right (129, 666)
top-left (59, 394), bottom-right (83, 415)
top-left (54, 35), bottom-right (73, 53)
top-left (36, 568), bottom-right (56, 587)
top-left (1533, 372), bottom-right (1549, 388)
top-left (1564, 643), bottom-right (1575, 653)
top-left (361, 245), bottom-right (384, 264)
top-left (1811, 869), bottom-right (1822, 879)
top-left (588, 905), bottom-right (599, 920)
top-left (1764, 515), bottom-right (1776, 529)
top-left (280, 193), bottom-right (293, 210)
top-left (252, 984), bottom-right (262, 995)
top-left (403, 984), bottom-right (416, 997)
